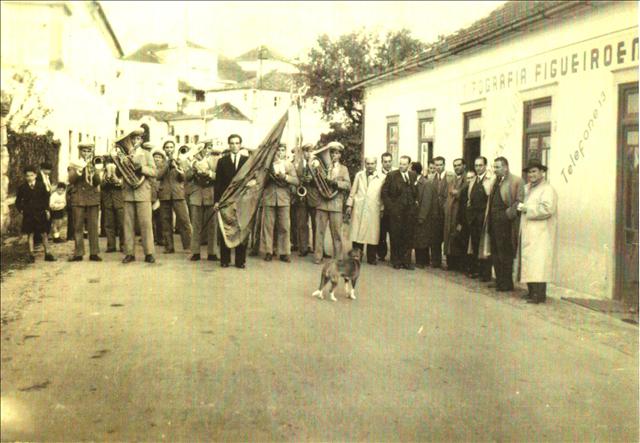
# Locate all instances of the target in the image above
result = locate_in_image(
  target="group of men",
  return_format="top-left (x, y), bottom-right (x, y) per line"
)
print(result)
top-left (66, 127), bottom-right (250, 268)
top-left (345, 153), bottom-right (557, 305)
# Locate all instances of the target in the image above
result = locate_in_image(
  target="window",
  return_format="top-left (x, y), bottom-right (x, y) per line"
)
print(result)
top-left (78, 133), bottom-right (82, 142)
top-left (185, 135), bottom-right (190, 143)
top-left (417, 110), bottom-right (434, 166)
top-left (386, 116), bottom-right (399, 166)
top-left (244, 93), bottom-right (248, 101)
top-left (69, 130), bottom-right (73, 156)
top-left (176, 135), bottom-right (181, 143)
top-left (523, 97), bottom-right (552, 171)
top-left (194, 135), bottom-right (199, 144)
top-left (195, 90), bottom-right (205, 102)
top-left (274, 96), bottom-right (280, 107)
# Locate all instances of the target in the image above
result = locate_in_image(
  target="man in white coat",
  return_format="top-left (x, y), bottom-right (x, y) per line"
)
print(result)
top-left (346, 156), bottom-right (384, 265)
top-left (517, 159), bottom-right (558, 304)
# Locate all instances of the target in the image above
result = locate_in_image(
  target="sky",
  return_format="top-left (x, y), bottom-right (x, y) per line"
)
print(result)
top-left (101, 1), bottom-right (506, 59)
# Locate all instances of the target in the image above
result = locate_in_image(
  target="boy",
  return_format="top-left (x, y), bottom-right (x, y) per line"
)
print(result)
top-left (49, 182), bottom-right (67, 243)
top-left (15, 165), bottom-right (56, 262)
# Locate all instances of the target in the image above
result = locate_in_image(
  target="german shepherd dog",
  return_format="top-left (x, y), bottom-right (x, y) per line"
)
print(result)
top-left (312, 248), bottom-right (362, 301)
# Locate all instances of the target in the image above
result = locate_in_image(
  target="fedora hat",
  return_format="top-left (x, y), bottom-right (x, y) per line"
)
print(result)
top-left (115, 126), bottom-right (144, 144)
top-left (523, 158), bottom-right (548, 172)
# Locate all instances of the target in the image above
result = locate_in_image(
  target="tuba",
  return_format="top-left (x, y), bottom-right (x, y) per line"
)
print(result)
top-left (309, 145), bottom-right (339, 199)
top-left (110, 144), bottom-right (145, 189)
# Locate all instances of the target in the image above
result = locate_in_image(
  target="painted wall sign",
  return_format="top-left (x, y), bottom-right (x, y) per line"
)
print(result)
top-left (466, 35), bottom-right (638, 98)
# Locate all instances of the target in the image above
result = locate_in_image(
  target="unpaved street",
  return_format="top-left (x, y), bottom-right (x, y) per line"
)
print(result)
top-left (1, 239), bottom-right (638, 442)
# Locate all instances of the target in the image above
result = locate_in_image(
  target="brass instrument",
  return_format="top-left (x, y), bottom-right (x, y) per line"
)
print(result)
top-left (309, 145), bottom-right (339, 199)
top-left (296, 185), bottom-right (307, 198)
top-left (110, 144), bottom-right (145, 189)
top-left (103, 163), bottom-right (122, 187)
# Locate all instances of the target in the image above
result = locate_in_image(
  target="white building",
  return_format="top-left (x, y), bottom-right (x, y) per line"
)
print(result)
top-left (353, 1), bottom-right (638, 305)
top-left (1, 0), bottom-right (124, 182)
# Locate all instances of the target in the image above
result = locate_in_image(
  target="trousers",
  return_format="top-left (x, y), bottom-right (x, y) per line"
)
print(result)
top-left (315, 209), bottom-right (343, 261)
top-left (261, 205), bottom-right (291, 255)
top-left (124, 201), bottom-right (154, 256)
top-left (190, 204), bottom-right (218, 256)
top-left (72, 205), bottom-right (100, 256)
top-left (104, 206), bottom-right (124, 250)
top-left (160, 199), bottom-right (192, 250)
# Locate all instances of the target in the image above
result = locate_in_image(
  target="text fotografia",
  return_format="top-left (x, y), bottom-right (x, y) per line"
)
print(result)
top-left (468, 36), bottom-right (638, 97)
top-left (560, 91), bottom-right (606, 184)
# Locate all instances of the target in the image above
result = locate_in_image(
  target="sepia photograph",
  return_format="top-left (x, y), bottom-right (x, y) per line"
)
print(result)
top-left (0, 0), bottom-right (638, 441)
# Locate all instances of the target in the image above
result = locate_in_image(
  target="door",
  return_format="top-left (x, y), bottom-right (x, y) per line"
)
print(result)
top-left (463, 110), bottom-right (482, 168)
top-left (463, 137), bottom-right (480, 170)
top-left (616, 83), bottom-right (639, 307)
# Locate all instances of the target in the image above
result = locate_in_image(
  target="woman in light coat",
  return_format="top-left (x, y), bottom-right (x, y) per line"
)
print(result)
top-left (517, 159), bottom-right (558, 304)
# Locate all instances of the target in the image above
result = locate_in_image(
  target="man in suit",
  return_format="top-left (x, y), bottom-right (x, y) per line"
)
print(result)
top-left (381, 155), bottom-right (417, 270)
top-left (412, 162), bottom-right (437, 269)
top-left (215, 134), bottom-right (249, 268)
top-left (119, 127), bottom-right (157, 264)
top-left (312, 141), bottom-right (351, 264)
top-left (261, 143), bottom-right (299, 262)
top-left (431, 156), bottom-right (455, 268)
top-left (67, 143), bottom-right (102, 262)
top-left (467, 156), bottom-right (493, 281)
top-left (444, 158), bottom-right (467, 271)
top-left (158, 138), bottom-right (192, 254)
top-left (293, 143), bottom-right (319, 257)
top-left (485, 156), bottom-right (524, 291)
top-left (188, 143), bottom-right (221, 261)
top-left (377, 152), bottom-right (393, 261)
top-left (101, 157), bottom-right (125, 253)
top-left (455, 169), bottom-right (477, 275)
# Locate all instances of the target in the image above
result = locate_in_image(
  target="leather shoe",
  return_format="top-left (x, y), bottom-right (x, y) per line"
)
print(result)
top-left (221, 263), bottom-right (229, 268)
top-left (164, 248), bottom-right (175, 254)
top-left (235, 263), bottom-right (245, 269)
top-left (89, 255), bottom-right (102, 262)
top-left (190, 254), bottom-right (201, 261)
top-left (264, 253), bottom-right (273, 262)
top-left (393, 264), bottom-right (402, 269)
top-left (122, 255), bottom-right (135, 264)
top-left (207, 254), bottom-right (219, 261)
top-left (497, 286), bottom-right (513, 292)
top-left (298, 251), bottom-right (308, 257)
top-left (279, 255), bottom-right (291, 263)
top-left (106, 248), bottom-right (117, 253)
top-left (68, 256), bottom-right (83, 262)
top-left (44, 254), bottom-right (56, 262)
top-left (144, 255), bottom-right (156, 263)
top-left (27, 254), bottom-right (36, 263)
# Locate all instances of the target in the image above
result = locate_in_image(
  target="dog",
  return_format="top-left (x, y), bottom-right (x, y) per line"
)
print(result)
top-left (312, 248), bottom-right (362, 301)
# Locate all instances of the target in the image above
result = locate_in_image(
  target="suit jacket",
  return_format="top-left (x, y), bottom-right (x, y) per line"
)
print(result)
top-left (121, 147), bottom-right (157, 202)
top-left (315, 163), bottom-right (350, 212)
top-left (263, 160), bottom-right (299, 207)
top-left (479, 172), bottom-right (524, 258)
top-left (16, 181), bottom-right (50, 216)
top-left (215, 152), bottom-right (248, 202)
top-left (101, 181), bottom-right (124, 209)
top-left (68, 167), bottom-right (101, 207)
top-left (381, 170), bottom-right (417, 217)
top-left (186, 155), bottom-right (218, 206)
top-left (157, 160), bottom-right (186, 200)
top-left (414, 175), bottom-right (439, 248)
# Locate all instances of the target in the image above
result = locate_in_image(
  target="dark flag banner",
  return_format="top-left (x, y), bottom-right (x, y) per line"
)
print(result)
top-left (217, 110), bottom-right (289, 248)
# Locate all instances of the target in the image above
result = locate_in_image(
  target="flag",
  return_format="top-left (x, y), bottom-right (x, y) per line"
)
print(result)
top-left (217, 110), bottom-right (289, 248)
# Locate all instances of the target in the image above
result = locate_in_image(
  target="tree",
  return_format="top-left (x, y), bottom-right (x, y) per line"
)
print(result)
top-left (2, 70), bottom-right (52, 134)
top-left (301, 29), bottom-right (427, 178)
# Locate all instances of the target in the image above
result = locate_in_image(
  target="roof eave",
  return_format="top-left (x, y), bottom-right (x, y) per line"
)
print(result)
top-left (350, 1), bottom-right (589, 92)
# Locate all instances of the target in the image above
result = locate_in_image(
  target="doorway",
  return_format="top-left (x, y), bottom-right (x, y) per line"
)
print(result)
top-left (463, 110), bottom-right (482, 167)
top-left (616, 82), bottom-right (638, 307)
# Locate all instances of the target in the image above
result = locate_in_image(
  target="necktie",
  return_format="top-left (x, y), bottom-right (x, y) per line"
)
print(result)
top-left (403, 173), bottom-right (408, 183)
top-left (232, 154), bottom-right (237, 170)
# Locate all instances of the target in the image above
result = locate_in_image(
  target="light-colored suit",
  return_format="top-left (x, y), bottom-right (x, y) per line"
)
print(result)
top-left (314, 162), bottom-right (350, 261)
top-left (261, 160), bottom-right (299, 255)
top-left (122, 147), bottom-right (156, 256)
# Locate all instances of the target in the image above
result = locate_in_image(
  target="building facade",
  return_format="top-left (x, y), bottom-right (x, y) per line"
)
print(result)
top-left (1, 0), bottom-right (123, 183)
top-left (354, 1), bottom-right (638, 304)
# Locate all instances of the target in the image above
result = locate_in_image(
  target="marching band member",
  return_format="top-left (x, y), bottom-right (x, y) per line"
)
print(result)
top-left (116, 127), bottom-right (157, 264)
top-left (101, 157), bottom-right (125, 253)
top-left (261, 143), bottom-right (299, 262)
top-left (187, 141), bottom-right (221, 261)
top-left (312, 141), bottom-right (351, 264)
top-left (151, 148), bottom-right (165, 248)
top-left (67, 142), bottom-right (102, 262)
top-left (293, 143), bottom-right (318, 257)
top-left (158, 138), bottom-right (192, 253)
